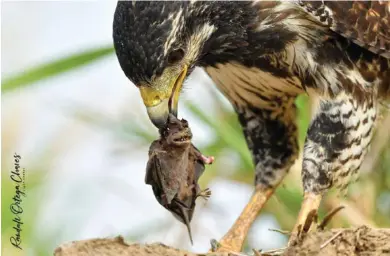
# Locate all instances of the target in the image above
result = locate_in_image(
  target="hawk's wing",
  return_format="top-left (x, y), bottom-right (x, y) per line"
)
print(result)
top-left (298, 1), bottom-right (390, 59)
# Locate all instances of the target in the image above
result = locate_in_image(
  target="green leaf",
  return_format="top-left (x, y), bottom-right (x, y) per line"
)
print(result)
top-left (2, 45), bottom-right (114, 92)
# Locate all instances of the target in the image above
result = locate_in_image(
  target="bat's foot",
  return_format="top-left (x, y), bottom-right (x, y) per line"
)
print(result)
top-left (197, 188), bottom-right (211, 200)
top-left (288, 192), bottom-right (322, 245)
top-left (208, 186), bottom-right (274, 253)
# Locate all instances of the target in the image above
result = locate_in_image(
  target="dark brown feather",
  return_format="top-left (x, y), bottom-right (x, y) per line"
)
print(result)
top-left (299, 1), bottom-right (390, 58)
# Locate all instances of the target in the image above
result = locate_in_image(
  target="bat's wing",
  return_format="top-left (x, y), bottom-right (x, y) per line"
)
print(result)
top-left (145, 141), bottom-right (162, 186)
top-left (146, 151), bottom-right (183, 205)
top-left (194, 161), bottom-right (205, 182)
top-left (191, 144), bottom-right (206, 182)
top-left (145, 154), bottom-right (169, 206)
top-left (145, 154), bottom-right (162, 186)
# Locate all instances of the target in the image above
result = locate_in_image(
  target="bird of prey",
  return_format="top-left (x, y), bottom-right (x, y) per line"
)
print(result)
top-left (112, 1), bottom-right (390, 252)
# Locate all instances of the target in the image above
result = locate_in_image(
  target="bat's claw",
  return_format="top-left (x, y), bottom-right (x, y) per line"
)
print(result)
top-left (197, 188), bottom-right (211, 200)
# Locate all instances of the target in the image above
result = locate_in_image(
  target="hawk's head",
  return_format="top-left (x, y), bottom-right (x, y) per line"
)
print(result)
top-left (113, 1), bottom-right (255, 128)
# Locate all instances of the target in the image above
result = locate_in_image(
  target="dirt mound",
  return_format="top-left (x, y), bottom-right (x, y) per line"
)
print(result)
top-left (54, 226), bottom-right (390, 256)
top-left (284, 226), bottom-right (390, 256)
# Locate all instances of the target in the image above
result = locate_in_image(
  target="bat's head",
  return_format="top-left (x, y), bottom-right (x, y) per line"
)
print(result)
top-left (161, 114), bottom-right (192, 147)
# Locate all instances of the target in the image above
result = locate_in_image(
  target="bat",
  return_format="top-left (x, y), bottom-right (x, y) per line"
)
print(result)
top-left (145, 114), bottom-right (214, 244)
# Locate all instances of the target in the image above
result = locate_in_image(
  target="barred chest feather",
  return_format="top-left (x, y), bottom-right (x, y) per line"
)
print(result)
top-left (204, 62), bottom-right (304, 111)
top-left (204, 58), bottom-right (380, 193)
top-left (200, 0), bottom-right (389, 195)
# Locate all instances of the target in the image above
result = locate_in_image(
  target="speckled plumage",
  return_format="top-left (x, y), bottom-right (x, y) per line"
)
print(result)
top-left (113, 0), bottom-right (390, 250)
top-left (298, 1), bottom-right (390, 58)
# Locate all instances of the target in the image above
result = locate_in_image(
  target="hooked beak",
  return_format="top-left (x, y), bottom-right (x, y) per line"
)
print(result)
top-left (139, 65), bottom-right (188, 128)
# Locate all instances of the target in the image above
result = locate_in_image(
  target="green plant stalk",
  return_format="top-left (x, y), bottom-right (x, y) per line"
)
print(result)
top-left (2, 46), bottom-right (114, 92)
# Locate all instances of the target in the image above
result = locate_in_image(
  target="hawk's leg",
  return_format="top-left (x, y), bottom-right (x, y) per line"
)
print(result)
top-left (289, 92), bottom-right (376, 243)
top-left (212, 101), bottom-right (299, 252)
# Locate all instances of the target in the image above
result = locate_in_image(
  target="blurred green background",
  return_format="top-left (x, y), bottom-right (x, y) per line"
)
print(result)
top-left (2, 2), bottom-right (390, 256)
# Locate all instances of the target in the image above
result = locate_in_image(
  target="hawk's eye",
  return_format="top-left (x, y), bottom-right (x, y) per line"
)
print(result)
top-left (167, 49), bottom-right (185, 65)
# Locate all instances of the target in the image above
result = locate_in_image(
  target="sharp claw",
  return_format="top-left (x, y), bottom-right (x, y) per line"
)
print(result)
top-left (268, 228), bottom-right (291, 235)
top-left (210, 239), bottom-right (221, 252)
top-left (208, 241), bottom-right (240, 254)
top-left (293, 208), bottom-right (318, 243)
top-left (302, 209), bottom-right (318, 234)
top-left (317, 206), bottom-right (345, 230)
top-left (288, 192), bottom-right (322, 245)
top-left (290, 205), bottom-right (344, 245)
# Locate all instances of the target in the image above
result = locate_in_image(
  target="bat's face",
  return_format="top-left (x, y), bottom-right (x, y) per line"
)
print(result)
top-left (161, 114), bottom-right (192, 147)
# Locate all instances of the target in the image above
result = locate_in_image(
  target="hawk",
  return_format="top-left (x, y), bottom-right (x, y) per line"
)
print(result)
top-left (112, 1), bottom-right (390, 252)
